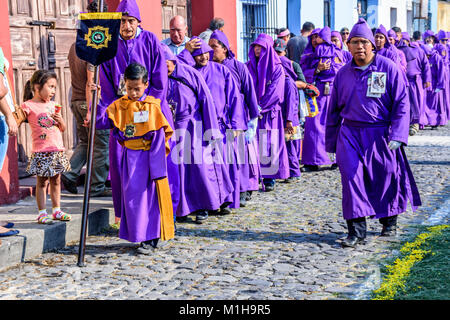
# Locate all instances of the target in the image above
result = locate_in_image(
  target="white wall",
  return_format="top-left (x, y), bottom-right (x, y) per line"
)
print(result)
top-left (376, 0), bottom-right (410, 31)
top-left (334, 0), bottom-right (359, 31)
top-left (300, 0), bottom-right (324, 29)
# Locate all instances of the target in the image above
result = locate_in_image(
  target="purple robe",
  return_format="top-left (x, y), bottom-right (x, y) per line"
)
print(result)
top-left (299, 28), bottom-right (321, 83)
top-left (97, 25), bottom-right (179, 218)
top-left (246, 34), bottom-right (289, 180)
top-left (167, 61), bottom-right (234, 216)
top-left (397, 39), bottom-right (432, 125)
top-left (422, 46), bottom-right (447, 125)
top-left (331, 31), bottom-right (353, 63)
top-left (325, 54), bottom-right (421, 220)
top-left (211, 30), bottom-right (261, 192)
top-left (302, 27), bottom-right (340, 166)
top-left (434, 44), bottom-right (450, 123)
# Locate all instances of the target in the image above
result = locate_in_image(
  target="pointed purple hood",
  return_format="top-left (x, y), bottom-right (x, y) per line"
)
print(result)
top-left (318, 26), bottom-right (332, 44)
top-left (348, 18), bottom-right (375, 47)
top-left (161, 43), bottom-right (177, 61)
top-left (190, 36), bottom-right (214, 57)
top-left (331, 31), bottom-right (343, 49)
top-left (436, 30), bottom-right (448, 41)
top-left (116, 0), bottom-right (141, 22)
top-left (375, 24), bottom-right (391, 48)
top-left (210, 30), bottom-right (235, 59)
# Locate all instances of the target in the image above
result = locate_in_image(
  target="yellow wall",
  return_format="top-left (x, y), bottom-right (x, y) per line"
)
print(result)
top-left (437, 1), bottom-right (450, 30)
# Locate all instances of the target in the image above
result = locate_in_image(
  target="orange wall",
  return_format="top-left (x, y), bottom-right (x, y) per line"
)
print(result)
top-left (0, 0), bottom-right (20, 204)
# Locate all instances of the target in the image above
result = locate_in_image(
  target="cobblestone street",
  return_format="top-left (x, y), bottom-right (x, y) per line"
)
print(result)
top-left (0, 125), bottom-right (449, 300)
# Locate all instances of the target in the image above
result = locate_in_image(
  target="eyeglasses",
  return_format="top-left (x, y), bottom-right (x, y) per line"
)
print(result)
top-left (348, 40), bottom-right (372, 46)
top-left (341, 32), bottom-right (349, 35)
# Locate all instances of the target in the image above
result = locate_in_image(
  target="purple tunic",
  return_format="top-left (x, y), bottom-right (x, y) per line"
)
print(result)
top-left (433, 44), bottom-right (450, 123)
top-left (167, 61), bottom-right (234, 216)
top-left (302, 27), bottom-right (341, 166)
top-left (422, 46), bottom-right (447, 126)
top-left (97, 26), bottom-right (179, 218)
top-left (211, 30), bottom-right (261, 192)
top-left (246, 34), bottom-right (289, 180)
top-left (397, 39), bottom-right (432, 124)
top-left (325, 54), bottom-right (421, 220)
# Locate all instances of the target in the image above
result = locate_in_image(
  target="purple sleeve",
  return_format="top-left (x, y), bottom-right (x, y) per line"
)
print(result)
top-left (241, 64), bottom-right (260, 120)
top-left (281, 77), bottom-right (296, 125)
top-left (325, 79), bottom-right (342, 153)
top-left (148, 41), bottom-right (169, 103)
top-left (225, 69), bottom-right (247, 130)
top-left (196, 73), bottom-right (220, 135)
top-left (177, 49), bottom-right (196, 67)
top-left (387, 65), bottom-right (410, 145)
top-left (148, 128), bottom-right (168, 180)
top-left (259, 64), bottom-right (285, 112)
top-left (419, 49), bottom-right (432, 84)
top-left (435, 57), bottom-right (446, 90)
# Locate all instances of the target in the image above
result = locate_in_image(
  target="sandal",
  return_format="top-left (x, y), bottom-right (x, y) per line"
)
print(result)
top-left (37, 213), bottom-right (54, 225)
top-left (52, 211), bottom-right (71, 221)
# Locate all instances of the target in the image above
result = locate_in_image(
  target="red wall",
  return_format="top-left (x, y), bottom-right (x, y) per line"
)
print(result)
top-left (0, 0), bottom-right (20, 204)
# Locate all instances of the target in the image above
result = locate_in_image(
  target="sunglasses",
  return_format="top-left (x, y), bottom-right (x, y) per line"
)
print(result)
top-left (341, 32), bottom-right (349, 35)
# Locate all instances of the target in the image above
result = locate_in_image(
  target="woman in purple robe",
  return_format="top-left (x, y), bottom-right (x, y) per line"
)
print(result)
top-left (325, 18), bottom-right (421, 248)
top-left (189, 37), bottom-right (247, 211)
top-left (387, 29), bottom-right (407, 73)
top-left (97, 0), bottom-right (179, 221)
top-left (421, 44), bottom-right (447, 127)
top-left (299, 28), bottom-right (321, 83)
top-left (374, 25), bottom-right (403, 67)
top-left (331, 31), bottom-right (353, 63)
top-left (160, 44), bottom-right (234, 225)
top-left (209, 30), bottom-right (261, 205)
top-left (246, 34), bottom-right (289, 191)
top-left (433, 43), bottom-right (450, 125)
top-left (301, 26), bottom-right (341, 171)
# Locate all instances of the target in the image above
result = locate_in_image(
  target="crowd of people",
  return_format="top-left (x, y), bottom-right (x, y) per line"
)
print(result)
top-left (0, 0), bottom-right (449, 252)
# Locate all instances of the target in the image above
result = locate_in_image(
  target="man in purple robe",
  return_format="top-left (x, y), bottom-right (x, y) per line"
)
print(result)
top-left (246, 34), bottom-right (289, 191)
top-left (396, 31), bottom-right (431, 135)
top-left (301, 26), bottom-right (342, 172)
top-left (96, 0), bottom-right (179, 223)
top-left (209, 30), bottom-right (261, 205)
top-left (161, 44), bottom-right (234, 224)
top-left (433, 43), bottom-right (449, 124)
top-left (325, 18), bottom-right (421, 248)
top-left (421, 44), bottom-right (447, 127)
top-left (374, 25), bottom-right (403, 68)
top-left (387, 29), bottom-right (408, 73)
top-left (184, 37), bottom-right (247, 211)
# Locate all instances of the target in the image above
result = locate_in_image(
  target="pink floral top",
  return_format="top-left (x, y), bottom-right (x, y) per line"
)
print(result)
top-left (21, 100), bottom-right (65, 153)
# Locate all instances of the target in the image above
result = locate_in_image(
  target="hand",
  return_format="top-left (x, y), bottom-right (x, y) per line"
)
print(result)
top-left (5, 115), bottom-right (18, 136)
top-left (388, 140), bottom-right (402, 150)
top-left (317, 59), bottom-right (331, 72)
top-left (83, 111), bottom-right (91, 128)
top-left (434, 88), bottom-right (442, 93)
top-left (185, 38), bottom-right (201, 53)
top-left (424, 82), bottom-right (431, 88)
top-left (233, 130), bottom-right (243, 138)
top-left (295, 81), bottom-right (307, 90)
top-left (327, 152), bottom-right (336, 162)
top-left (285, 121), bottom-right (294, 135)
top-left (245, 117), bottom-right (258, 143)
top-left (51, 112), bottom-right (63, 124)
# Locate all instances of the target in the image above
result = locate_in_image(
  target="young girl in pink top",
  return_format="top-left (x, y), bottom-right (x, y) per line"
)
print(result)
top-left (21, 70), bottom-right (71, 224)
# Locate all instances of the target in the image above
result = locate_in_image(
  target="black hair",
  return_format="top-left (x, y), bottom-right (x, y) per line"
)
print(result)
top-left (371, 27), bottom-right (377, 35)
top-left (209, 18), bottom-right (225, 31)
top-left (87, 0), bottom-right (108, 13)
top-left (392, 26), bottom-right (402, 33)
top-left (413, 30), bottom-right (421, 41)
top-left (301, 22), bottom-right (315, 32)
top-left (124, 63), bottom-right (148, 84)
top-left (340, 27), bottom-right (349, 33)
top-left (23, 69), bottom-right (58, 101)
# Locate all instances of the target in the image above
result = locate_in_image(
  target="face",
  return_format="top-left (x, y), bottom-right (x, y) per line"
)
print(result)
top-left (341, 30), bottom-right (349, 41)
top-left (331, 36), bottom-right (341, 49)
top-left (425, 37), bottom-right (434, 45)
top-left (440, 39), bottom-right (448, 45)
top-left (388, 36), bottom-right (396, 45)
top-left (253, 44), bottom-right (262, 58)
top-left (194, 52), bottom-right (210, 67)
top-left (209, 38), bottom-right (228, 63)
top-left (37, 78), bottom-right (57, 102)
top-left (348, 37), bottom-right (374, 65)
top-left (311, 34), bottom-right (323, 48)
top-left (396, 32), bottom-right (402, 40)
top-left (169, 18), bottom-right (187, 45)
top-left (120, 16), bottom-right (139, 40)
top-left (374, 33), bottom-right (386, 50)
top-left (125, 78), bottom-right (148, 101)
top-left (280, 35), bottom-right (290, 43)
top-left (166, 60), bottom-right (176, 76)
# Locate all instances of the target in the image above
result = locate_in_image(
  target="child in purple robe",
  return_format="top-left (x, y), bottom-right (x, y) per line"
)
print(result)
top-left (246, 34), bottom-right (289, 191)
top-left (326, 18), bottom-right (421, 248)
top-left (97, 63), bottom-right (175, 254)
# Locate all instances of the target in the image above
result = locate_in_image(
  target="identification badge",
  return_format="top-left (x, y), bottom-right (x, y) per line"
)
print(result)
top-left (117, 74), bottom-right (127, 96)
top-left (369, 72), bottom-right (387, 94)
top-left (366, 77), bottom-right (381, 98)
top-left (134, 110), bottom-right (149, 123)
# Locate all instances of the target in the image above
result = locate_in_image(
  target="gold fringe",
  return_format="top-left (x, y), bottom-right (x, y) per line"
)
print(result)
top-left (79, 12), bottom-right (122, 20)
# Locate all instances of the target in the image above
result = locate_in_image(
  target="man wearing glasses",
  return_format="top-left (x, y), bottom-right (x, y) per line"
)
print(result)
top-left (325, 18), bottom-right (421, 248)
top-left (340, 27), bottom-right (350, 51)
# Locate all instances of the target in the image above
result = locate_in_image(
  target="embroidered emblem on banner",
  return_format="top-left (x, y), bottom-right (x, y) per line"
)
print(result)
top-left (85, 26), bottom-right (112, 49)
top-left (124, 123), bottom-right (136, 138)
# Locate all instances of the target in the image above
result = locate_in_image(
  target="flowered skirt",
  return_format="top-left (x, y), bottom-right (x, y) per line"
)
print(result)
top-left (26, 151), bottom-right (71, 177)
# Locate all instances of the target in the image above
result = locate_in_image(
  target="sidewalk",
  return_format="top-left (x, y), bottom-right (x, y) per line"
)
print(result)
top-left (0, 177), bottom-right (114, 271)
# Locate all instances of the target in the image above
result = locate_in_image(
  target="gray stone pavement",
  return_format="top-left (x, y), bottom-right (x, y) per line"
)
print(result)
top-left (0, 124), bottom-right (448, 300)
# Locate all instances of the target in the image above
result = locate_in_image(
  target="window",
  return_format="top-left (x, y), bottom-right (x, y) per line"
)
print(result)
top-left (390, 7), bottom-right (397, 28)
top-left (357, 0), bottom-right (368, 20)
top-left (324, 0), bottom-right (331, 27)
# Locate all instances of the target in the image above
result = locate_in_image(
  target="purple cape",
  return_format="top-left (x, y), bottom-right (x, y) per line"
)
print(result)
top-left (325, 54), bottom-right (421, 220)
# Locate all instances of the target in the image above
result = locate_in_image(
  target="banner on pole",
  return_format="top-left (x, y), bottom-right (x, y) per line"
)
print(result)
top-left (75, 12), bottom-right (122, 66)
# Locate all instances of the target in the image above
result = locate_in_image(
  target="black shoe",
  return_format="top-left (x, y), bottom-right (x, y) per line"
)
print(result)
top-left (301, 165), bottom-right (319, 172)
top-left (381, 227), bottom-right (397, 237)
top-left (245, 191), bottom-right (252, 201)
top-left (195, 210), bottom-right (208, 224)
top-left (239, 193), bottom-right (247, 207)
top-left (219, 207), bottom-right (232, 215)
top-left (330, 163), bottom-right (338, 170)
top-left (264, 184), bottom-right (274, 191)
top-left (341, 236), bottom-right (366, 248)
top-left (176, 215), bottom-right (188, 223)
top-left (91, 189), bottom-right (113, 197)
top-left (136, 239), bottom-right (158, 254)
top-left (61, 175), bottom-right (78, 194)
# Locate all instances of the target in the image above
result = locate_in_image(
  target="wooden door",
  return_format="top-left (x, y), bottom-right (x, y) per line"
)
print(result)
top-left (161, 0), bottom-right (191, 40)
top-left (8, 0), bottom-right (87, 163)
